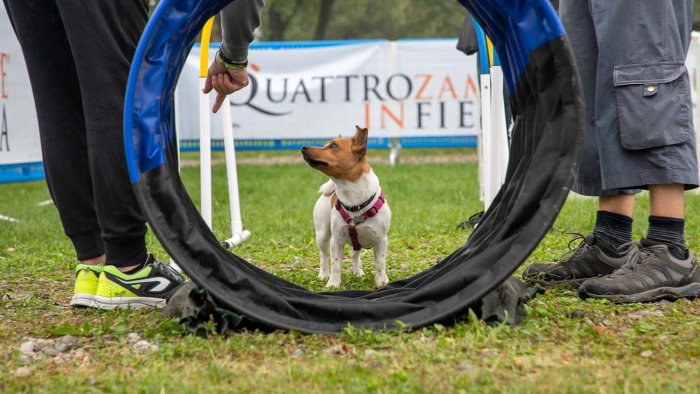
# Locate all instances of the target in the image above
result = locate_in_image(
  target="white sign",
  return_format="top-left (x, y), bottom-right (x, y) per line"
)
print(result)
top-left (0, 6), bottom-right (43, 183)
top-left (175, 39), bottom-right (480, 141)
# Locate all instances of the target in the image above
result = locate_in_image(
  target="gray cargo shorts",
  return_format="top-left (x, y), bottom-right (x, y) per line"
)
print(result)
top-left (560, 0), bottom-right (699, 196)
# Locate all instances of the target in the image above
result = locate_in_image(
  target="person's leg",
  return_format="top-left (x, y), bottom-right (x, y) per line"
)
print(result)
top-left (578, 0), bottom-right (700, 302)
top-left (590, 0), bottom-right (698, 193)
top-left (598, 195), bottom-right (634, 218)
top-left (4, 0), bottom-right (109, 307)
top-left (522, 0), bottom-right (631, 286)
top-left (592, 195), bottom-right (634, 252)
top-left (54, 0), bottom-right (150, 271)
top-left (649, 184), bottom-right (684, 218)
top-left (4, 0), bottom-right (106, 263)
top-left (646, 184), bottom-right (687, 259)
top-left (593, 194), bottom-right (634, 252)
top-left (50, 1), bottom-right (184, 308)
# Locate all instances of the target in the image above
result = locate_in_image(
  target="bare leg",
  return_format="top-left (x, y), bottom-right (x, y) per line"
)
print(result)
top-left (598, 194), bottom-right (634, 217)
top-left (649, 184), bottom-right (684, 218)
top-left (81, 255), bottom-right (105, 266)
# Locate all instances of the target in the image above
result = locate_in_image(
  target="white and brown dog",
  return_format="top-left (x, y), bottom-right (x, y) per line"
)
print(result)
top-left (302, 126), bottom-right (391, 289)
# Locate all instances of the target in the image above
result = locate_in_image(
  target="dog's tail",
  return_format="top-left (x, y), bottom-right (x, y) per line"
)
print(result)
top-left (318, 179), bottom-right (336, 197)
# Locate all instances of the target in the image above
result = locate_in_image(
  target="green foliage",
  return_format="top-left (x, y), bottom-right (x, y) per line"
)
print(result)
top-left (262, 0), bottom-right (468, 41)
top-left (151, 0), bottom-right (469, 41)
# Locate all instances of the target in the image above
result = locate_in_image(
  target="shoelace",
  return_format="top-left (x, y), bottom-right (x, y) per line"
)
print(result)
top-left (610, 242), bottom-right (666, 276)
top-left (556, 233), bottom-right (590, 265)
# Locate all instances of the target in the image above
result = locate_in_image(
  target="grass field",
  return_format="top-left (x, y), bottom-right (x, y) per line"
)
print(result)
top-left (1, 149), bottom-right (699, 393)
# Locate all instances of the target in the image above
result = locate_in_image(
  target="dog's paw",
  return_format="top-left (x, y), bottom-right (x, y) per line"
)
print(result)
top-left (352, 267), bottom-right (365, 277)
top-left (375, 274), bottom-right (389, 288)
top-left (325, 277), bottom-right (341, 288)
top-left (318, 271), bottom-right (330, 280)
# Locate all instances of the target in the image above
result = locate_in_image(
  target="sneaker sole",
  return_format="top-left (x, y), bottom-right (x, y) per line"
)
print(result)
top-left (523, 276), bottom-right (594, 288)
top-left (579, 282), bottom-right (700, 304)
top-left (70, 294), bottom-right (96, 308)
top-left (92, 295), bottom-right (166, 310)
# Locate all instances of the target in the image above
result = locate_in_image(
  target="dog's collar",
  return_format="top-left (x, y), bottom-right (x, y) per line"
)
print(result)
top-left (335, 191), bottom-right (386, 251)
top-left (340, 193), bottom-right (376, 212)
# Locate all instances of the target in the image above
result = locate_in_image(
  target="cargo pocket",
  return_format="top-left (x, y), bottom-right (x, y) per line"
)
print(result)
top-left (614, 62), bottom-right (691, 150)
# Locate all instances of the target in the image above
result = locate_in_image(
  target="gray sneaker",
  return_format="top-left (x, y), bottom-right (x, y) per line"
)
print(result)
top-left (522, 233), bottom-right (629, 287)
top-left (578, 239), bottom-right (700, 303)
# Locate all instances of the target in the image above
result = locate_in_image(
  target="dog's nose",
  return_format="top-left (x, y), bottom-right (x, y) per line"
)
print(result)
top-left (301, 146), bottom-right (309, 152)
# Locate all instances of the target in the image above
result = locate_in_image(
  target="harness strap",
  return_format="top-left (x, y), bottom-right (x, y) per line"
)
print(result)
top-left (335, 192), bottom-right (386, 251)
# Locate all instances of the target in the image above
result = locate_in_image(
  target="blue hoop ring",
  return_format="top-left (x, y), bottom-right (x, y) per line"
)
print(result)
top-left (124, 0), bottom-right (583, 333)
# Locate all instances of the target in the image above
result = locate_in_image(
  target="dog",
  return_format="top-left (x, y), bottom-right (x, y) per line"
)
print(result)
top-left (301, 126), bottom-right (391, 288)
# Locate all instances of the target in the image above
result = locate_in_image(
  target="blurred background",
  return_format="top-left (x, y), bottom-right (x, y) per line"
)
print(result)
top-left (148, 0), bottom-right (470, 41)
top-left (145, 0), bottom-right (700, 41)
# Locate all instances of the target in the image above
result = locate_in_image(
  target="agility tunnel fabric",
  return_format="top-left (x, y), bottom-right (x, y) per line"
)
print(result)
top-left (124, 0), bottom-right (584, 334)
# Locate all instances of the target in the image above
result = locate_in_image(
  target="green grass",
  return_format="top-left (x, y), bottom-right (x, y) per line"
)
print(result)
top-left (1, 149), bottom-right (699, 393)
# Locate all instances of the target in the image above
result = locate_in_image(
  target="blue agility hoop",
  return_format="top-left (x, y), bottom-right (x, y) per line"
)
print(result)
top-left (124, 0), bottom-right (583, 334)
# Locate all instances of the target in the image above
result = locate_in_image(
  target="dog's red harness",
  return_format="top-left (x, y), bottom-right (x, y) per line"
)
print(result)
top-left (335, 192), bottom-right (386, 251)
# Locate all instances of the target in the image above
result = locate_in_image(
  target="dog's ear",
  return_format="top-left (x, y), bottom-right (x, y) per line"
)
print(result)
top-left (352, 125), bottom-right (369, 157)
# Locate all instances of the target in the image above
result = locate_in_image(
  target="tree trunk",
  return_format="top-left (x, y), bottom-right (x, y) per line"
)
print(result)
top-left (267, 3), bottom-right (287, 41)
top-left (313, 0), bottom-right (336, 40)
top-left (267, 0), bottom-right (304, 41)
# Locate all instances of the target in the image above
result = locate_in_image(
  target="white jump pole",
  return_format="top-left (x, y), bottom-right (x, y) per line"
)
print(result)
top-left (220, 96), bottom-right (251, 248)
top-left (170, 86), bottom-right (183, 272)
top-left (487, 65), bottom-right (509, 208)
top-left (199, 78), bottom-right (213, 228)
top-left (479, 68), bottom-right (509, 210)
top-left (198, 18), bottom-right (215, 229)
top-left (478, 73), bottom-right (492, 207)
top-left (174, 86), bottom-right (182, 172)
top-left (475, 21), bottom-right (509, 211)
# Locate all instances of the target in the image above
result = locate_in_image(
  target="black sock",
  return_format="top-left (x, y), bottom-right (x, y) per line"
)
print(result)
top-left (593, 210), bottom-right (633, 255)
top-left (647, 216), bottom-right (687, 259)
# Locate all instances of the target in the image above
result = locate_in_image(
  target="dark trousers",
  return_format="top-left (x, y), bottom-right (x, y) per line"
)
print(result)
top-left (4, 0), bottom-right (149, 267)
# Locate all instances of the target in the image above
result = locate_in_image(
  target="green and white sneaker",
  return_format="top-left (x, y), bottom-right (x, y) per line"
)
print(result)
top-left (93, 254), bottom-right (185, 310)
top-left (70, 264), bottom-right (103, 308)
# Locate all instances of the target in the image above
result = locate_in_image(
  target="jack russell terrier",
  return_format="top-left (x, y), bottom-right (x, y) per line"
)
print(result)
top-left (301, 126), bottom-right (391, 289)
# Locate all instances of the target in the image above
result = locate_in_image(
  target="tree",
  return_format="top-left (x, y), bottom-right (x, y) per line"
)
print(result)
top-left (313, 0), bottom-right (336, 40)
top-left (149, 1), bottom-right (700, 40)
top-left (261, 0), bottom-right (468, 41)
top-left (265, 0), bottom-right (305, 41)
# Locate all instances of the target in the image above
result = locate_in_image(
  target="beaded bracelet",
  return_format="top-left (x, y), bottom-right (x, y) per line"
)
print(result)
top-left (216, 49), bottom-right (248, 72)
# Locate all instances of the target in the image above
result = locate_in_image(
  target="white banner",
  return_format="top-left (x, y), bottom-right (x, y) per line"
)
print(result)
top-left (0, 6), bottom-right (43, 182)
top-left (176, 39), bottom-right (480, 141)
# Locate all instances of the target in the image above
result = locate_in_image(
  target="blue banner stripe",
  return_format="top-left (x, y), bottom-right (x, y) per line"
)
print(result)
top-left (0, 162), bottom-right (44, 184)
top-left (178, 136), bottom-right (478, 151)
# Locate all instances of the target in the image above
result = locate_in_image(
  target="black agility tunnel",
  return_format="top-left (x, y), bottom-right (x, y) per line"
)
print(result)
top-left (123, 0), bottom-right (584, 334)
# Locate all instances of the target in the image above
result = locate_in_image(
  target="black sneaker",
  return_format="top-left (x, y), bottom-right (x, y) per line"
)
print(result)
top-left (93, 254), bottom-right (186, 310)
top-left (522, 233), bottom-right (629, 287)
top-left (578, 239), bottom-right (700, 303)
